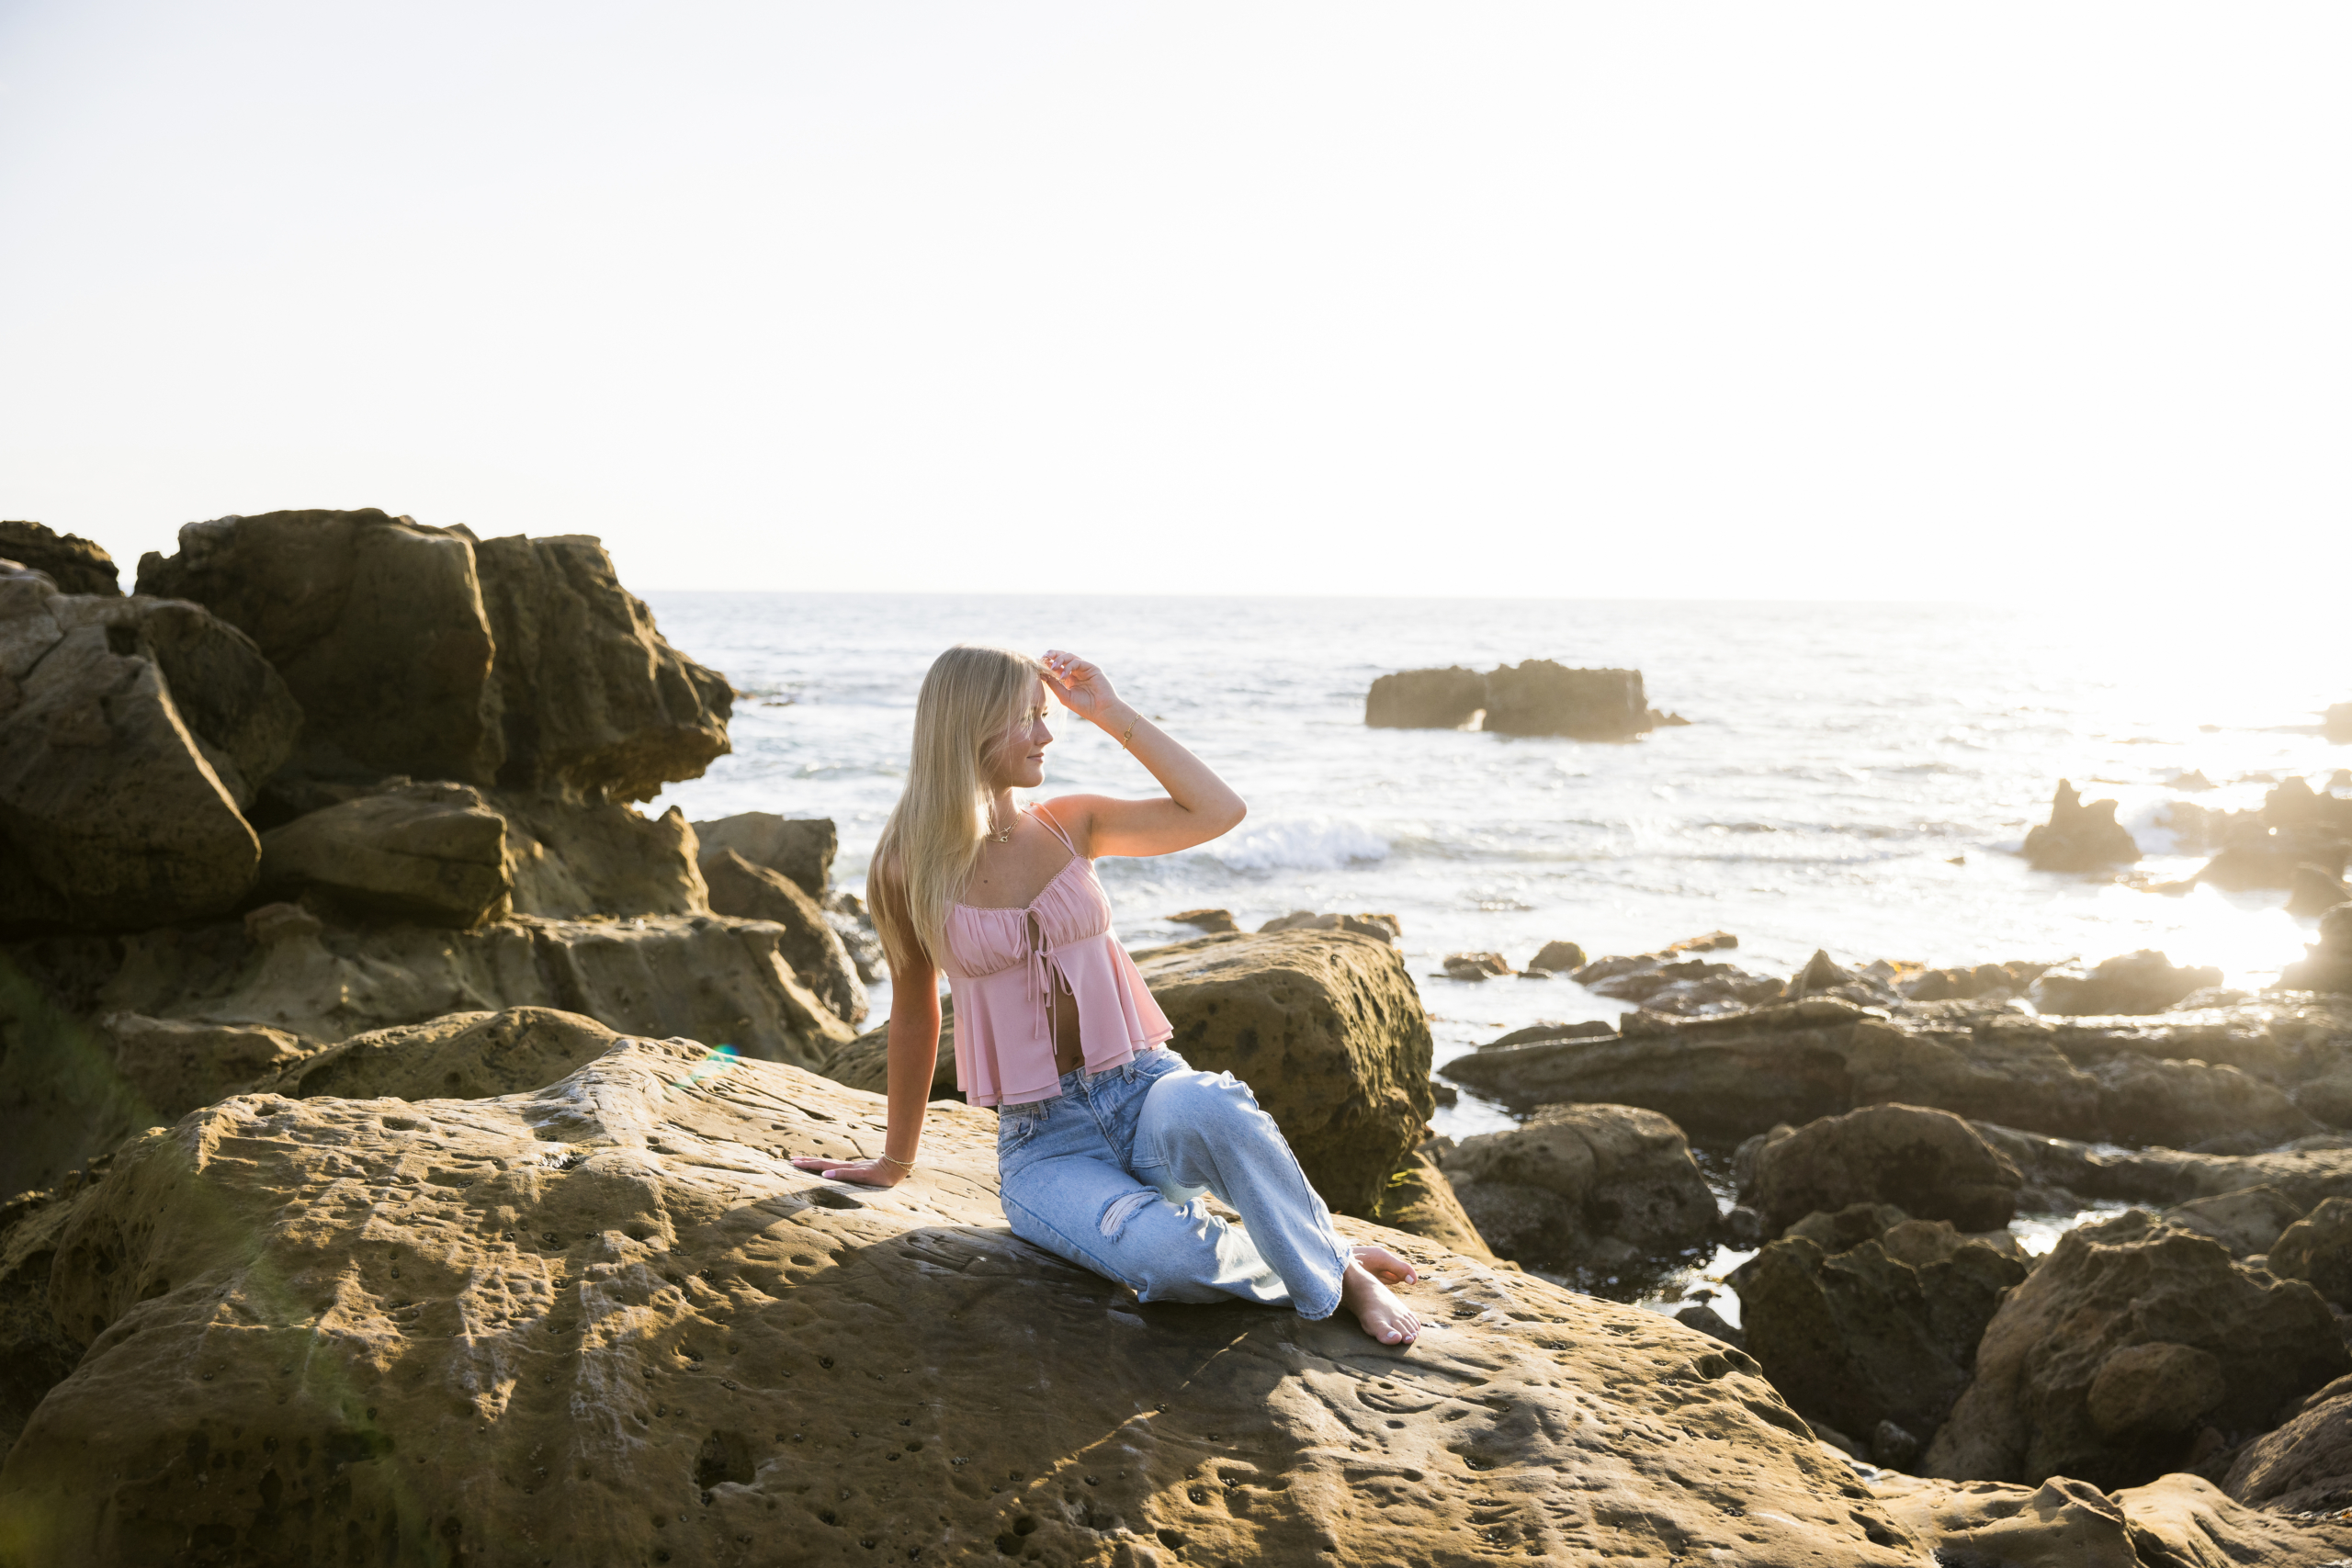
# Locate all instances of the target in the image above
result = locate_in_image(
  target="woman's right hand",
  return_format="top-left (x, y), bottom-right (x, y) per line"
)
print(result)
top-left (789, 1154), bottom-right (909, 1189)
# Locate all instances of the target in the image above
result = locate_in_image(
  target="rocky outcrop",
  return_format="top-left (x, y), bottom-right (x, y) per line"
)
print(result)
top-left (244, 1005), bottom-right (621, 1101)
top-left (1747, 1105), bottom-right (2023, 1236)
top-left (0, 520), bottom-right (119, 595)
top-left (0, 566), bottom-right (300, 931)
top-left (699, 849), bottom-right (865, 1026)
top-left (2022, 780), bottom-right (2140, 871)
top-left (136, 510), bottom-right (729, 801)
top-left (2283, 901), bottom-right (2352, 995)
top-left (1526, 940), bottom-right (1586, 974)
top-left (1976, 1121), bottom-right (2352, 1213)
top-left (1438, 1104), bottom-right (1716, 1284)
top-left (1570, 931), bottom-right (1786, 1017)
top-left (2269, 1196), bottom-right (2352, 1306)
top-left (1166, 908), bottom-right (1238, 934)
top-left (2085, 1052), bottom-right (2319, 1148)
top-left (1923, 1211), bottom-right (2349, 1488)
top-left (1260, 909), bottom-right (1400, 942)
top-left (1128, 931), bottom-right (1435, 1216)
top-left (1363, 665), bottom-right (1487, 728)
top-left (692, 811), bottom-right (836, 898)
top-left (256, 781), bottom-right (510, 927)
top-left (2226, 1376), bottom-right (2352, 1516)
top-left (1369, 1146), bottom-right (1495, 1261)
top-left (1875, 1471), bottom-right (2352, 1565)
top-left (2029, 950), bottom-right (2222, 1015)
top-left (0, 1036), bottom-right (1953, 1568)
top-left (2161, 1185), bottom-right (2306, 1256)
top-left (1733, 1218), bottom-right (2028, 1462)
top-left (1440, 951), bottom-right (1510, 980)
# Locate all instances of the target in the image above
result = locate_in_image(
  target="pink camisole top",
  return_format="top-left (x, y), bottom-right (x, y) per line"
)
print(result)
top-left (938, 807), bottom-right (1174, 1108)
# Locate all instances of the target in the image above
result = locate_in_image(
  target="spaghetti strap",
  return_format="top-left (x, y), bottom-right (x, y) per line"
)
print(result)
top-left (1032, 803), bottom-right (1081, 857)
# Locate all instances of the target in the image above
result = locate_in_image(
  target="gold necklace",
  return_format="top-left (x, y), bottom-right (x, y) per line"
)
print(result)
top-left (987, 801), bottom-right (1019, 844)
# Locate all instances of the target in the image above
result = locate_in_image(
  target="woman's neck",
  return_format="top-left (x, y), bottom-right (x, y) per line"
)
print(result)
top-left (986, 787), bottom-right (1020, 833)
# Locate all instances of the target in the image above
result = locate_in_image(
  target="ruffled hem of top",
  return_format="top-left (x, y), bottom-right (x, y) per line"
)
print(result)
top-left (952, 930), bottom-right (1174, 1109)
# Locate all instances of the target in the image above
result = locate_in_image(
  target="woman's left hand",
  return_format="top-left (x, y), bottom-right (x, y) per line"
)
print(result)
top-left (1040, 649), bottom-right (1127, 729)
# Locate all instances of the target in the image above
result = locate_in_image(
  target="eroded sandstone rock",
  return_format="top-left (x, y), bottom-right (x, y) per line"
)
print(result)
top-left (2270, 1196), bottom-right (2352, 1307)
top-left (1440, 1104), bottom-right (1716, 1283)
top-left (2226, 1375), bottom-right (2352, 1516)
top-left (245, 1006), bottom-right (621, 1102)
top-left (699, 850), bottom-right (865, 1026)
top-left (257, 781), bottom-right (510, 927)
top-left (693, 812), bottom-right (837, 898)
top-left (1748, 1105), bottom-right (2022, 1236)
top-left (0, 521), bottom-right (118, 595)
top-left (0, 1038), bottom-right (1933, 1567)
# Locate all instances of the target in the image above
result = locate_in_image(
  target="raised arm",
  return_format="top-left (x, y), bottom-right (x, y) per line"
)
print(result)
top-left (789, 859), bottom-right (936, 1188)
top-left (1038, 649), bottom-right (1246, 859)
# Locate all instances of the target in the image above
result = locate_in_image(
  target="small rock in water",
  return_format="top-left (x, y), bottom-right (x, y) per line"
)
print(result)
top-left (1166, 908), bottom-right (1238, 934)
top-left (1442, 952), bottom-right (1511, 981)
top-left (1526, 939), bottom-right (1588, 974)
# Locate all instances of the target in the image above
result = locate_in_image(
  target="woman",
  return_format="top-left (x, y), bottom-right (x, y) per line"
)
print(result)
top-left (791, 645), bottom-right (1422, 1346)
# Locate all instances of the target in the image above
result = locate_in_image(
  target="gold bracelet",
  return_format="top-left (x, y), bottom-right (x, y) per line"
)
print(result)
top-left (1117, 715), bottom-right (1138, 749)
top-left (874, 1151), bottom-right (915, 1170)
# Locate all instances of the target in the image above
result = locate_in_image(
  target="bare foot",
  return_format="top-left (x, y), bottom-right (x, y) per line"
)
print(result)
top-left (1340, 1257), bottom-right (1422, 1347)
top-left (1351, 1244), bottom-right (1419, 1286)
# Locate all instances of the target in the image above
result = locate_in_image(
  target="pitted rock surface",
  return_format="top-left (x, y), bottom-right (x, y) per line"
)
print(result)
top-left (0, 1038), bottom-right (1934, 1568)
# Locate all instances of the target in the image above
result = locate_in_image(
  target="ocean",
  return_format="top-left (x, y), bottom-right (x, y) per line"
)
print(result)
top-left (644, 591), bottom-right (2347, 1152)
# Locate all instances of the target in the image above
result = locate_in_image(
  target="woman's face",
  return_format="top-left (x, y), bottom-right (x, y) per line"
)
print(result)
top-left (982, 678), bottom-right (1053, 790)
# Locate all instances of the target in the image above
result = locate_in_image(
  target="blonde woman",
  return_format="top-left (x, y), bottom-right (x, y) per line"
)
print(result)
top-left (792, 646), bottom-right (1423, 1347)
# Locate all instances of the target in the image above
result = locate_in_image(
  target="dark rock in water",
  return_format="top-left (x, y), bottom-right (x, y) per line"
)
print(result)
top-left (1732, 1219), bottom-right (2025, 1457)
top-left (1923, 1211), bottom-right (2349, 1489)
top-left (2028, 949), bottom-right (2221, 1015)
top-left (1441, 1103), bottom-right (1717, 1283)
top-left (1897, 961), bottom-right (2049, 1002)
top-left (1974, 1119), bottom-right (2352, 1213)
top-left (1747, 1104), bottom-right (2021, 1237)
top-left (2085, 1053), bottom-right (2319, 1149)
top-left (699, 848), bottom-right (865, 1027)
top-left (1441, 950), bottom-right (1511, 981)
top-left (2290, 866), bottom-right (2352, 918)
top-left (1676, 1303), bottom-right (1744, 1349)
top-left (256, 781), bottom-right (510, 928)
top-left (2269, 1196), bottom-right (2352, 1307)
top-left (1527, 939), bottom-right (1587, 974)
top-left (2225, 1375), bottom-right (2352, 1515)
top-left (137, 511), bottom-right (729, 801)
top-left (1787, 950), bottom-right (1855, 998)
top-left (2283, 901), bottom-right (2352, 994)
top-left (1364, 664), bottom-right (1487, 728)
top-left (0, 521), bottom-right (119, 596)
top-left (1261, 909), bottom-right (1400, 942)
top-left (1166, 907), bottom-right (1238, 934)
top-left (1572, 932), bottom-right (1783, 1017)
top-left (2022, 780), bottom-right (2141, 871)
top-left (0, 566), bottom-right (299, 931)
top-left (1485, 660), bottom-right (1652, 739)
top-left (692, 810), bottom-right (836, 897)
top-left (1482, 1019), bottom-right (1615, 1049)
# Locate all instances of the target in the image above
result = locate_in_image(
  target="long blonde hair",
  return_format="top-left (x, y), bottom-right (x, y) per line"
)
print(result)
top-left (872, 644), bottom-right (1045, 968)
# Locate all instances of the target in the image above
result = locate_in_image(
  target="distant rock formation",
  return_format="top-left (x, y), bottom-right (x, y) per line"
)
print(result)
top-left (1364, 660), bottom-right (1663, 739)
top-left (2021, 780), bottom-right (2140, 871)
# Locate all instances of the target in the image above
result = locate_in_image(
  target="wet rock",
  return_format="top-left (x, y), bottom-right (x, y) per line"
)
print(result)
top-left (1369, 1147), bottom-right (1495, 1261)
top-left (1441, 951), bottom-right (1510, 980)
top-left (699, 850), bottom-right (866, 1026)
top-left (0, 521), bottom-right (119, 595)
top-left (1975, 1120), bottom-right (2352, 1213)
top-left (0, 1037), bottom-right (1936, 1568)
top-left (1261, 910), bottom-right (1400, 942)
top-left (245, 1006), bottom-right (621, 1101)
top-left (1732, 1221), bottom-right (2027, 1451)
top-left (1482, 1019), bottom-right (1615, 1049)
top-left (2225, 1375), bottom-right (2352, 1516)
top-left (2029, 950), bottom-right (2222, 1016)
top-left (1873, 1472), bottom-right (2352, 1566)
top-left (1896, 961), bottom-right (2050, 1002)
top-left (1787, 950), bottom-right (1854, 998)
top-left (1131, 931), bottom-right (1434, 1216)
top-left (2086, 1052), bottom-right (2319, 1148)
top-left (1440, 1103), bottom-right (1717, 1282)
top-left (2161, 1185), bottom-right (2305, 1257)
top-left (691, 812), bottom-right (836, 898)
top-left (1526, 940), bottom-right (1587, 974)
top-left (257, 781), bottom-right (510, 928)
top-left (1749, 1105), bottom-right (2022, 1237)
top-left (2270, 1197), bottom-right (2352, 1307)
top-left (1573, 932), bottom-right (1784, 1016)
top-left (1166, 908), bottom-right (1238, 934)
top-left (0, 569), bottom-right (287, 931)
top-left (1483, 660), bottom-right (1652, 739)
top-left (2022, 780), bottom-right (2141, 871)
top-left (1363, 664), bottom-right (1487, 728)
top-left (1923, 1211), bottom-right (2349, 1488)
top-left (1843, 1018), bottom-right (2104, 1140)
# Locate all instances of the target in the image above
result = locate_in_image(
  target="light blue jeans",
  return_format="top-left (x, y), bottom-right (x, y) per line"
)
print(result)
top-left (996, 1049), bottom-right (1354, 1320)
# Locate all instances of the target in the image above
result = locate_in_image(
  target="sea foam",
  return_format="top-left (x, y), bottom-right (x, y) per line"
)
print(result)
top-left (1206, 817), bottom-right (1391, 873)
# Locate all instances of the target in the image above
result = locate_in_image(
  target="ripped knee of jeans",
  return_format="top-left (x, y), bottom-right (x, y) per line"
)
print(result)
top-left (1098, 1189), bottom-right (1160, 1241)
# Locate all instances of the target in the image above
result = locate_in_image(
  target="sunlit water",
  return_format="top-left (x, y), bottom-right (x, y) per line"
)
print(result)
top-left (645, 592), bottom-right (2343, 1301)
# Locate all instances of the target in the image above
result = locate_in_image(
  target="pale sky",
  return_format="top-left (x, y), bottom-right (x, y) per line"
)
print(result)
top-left (1, 4), bottom-right (2344, 600)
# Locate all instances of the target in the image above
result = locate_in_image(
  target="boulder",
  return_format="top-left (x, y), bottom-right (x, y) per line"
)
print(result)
top-left (500, 792), bottom-right (708, 918)
top-left (698, 849), bottom-right (866, 1026)
top-left (1571, 935), bottom-right (1785, 1016)
top-left (2226, 1376), bottom-right (2352, 1516)
top-left (2290, 866), bottom-right (2352, 919)
top-left (1441, 998), bottom-right (1868, 1139)
top-left (1260, 910), bottom-right (1401, 942)
top-left (2029, 950), bottom-right (2222, 1015)
top-left (1898, 961), bottom-right (2049, 1002)
top-left (1874, 1471), bottom-right (2352, 1565)
top-left (257, 781), bottom-right (510, 927)
top-left (1481, 1019), bottom-right (1615, 1049)
top-left (1731, 1220), bottom-right (2027, 1457)
top-left (1526, 940), bottom-right (1587, 974)
top-left (1842, 1019), bottom-right (2104, 1141)
top-left (1439, 1103), bottom-right (1717, 1283)
top-left (0, 1036), bottom-right (1942, 1568)
top-left (136, 511), bottom-right (729, 801)
top-left (1369, 1147), bottom-right (1496, 1261)
top-left (2021, 780), bottom-right (2140, 871)
top-left (245, 1005), bottom-right (622, 1101)
top-left (2270, 1196), bottom-right (2352, 1306)
top-left (0, 521), bottom-right (119, 595)
top-left (1363, 664), bottom-right (1487, 728)
top-left (2161, 1185), bottom-right (2305, 1257)
top-left (1440, 951), bottom-right (1510, 981)
top-left (1923, 1211), bottom-right (2349, 1488)
top-left (691, 812), bottom-right (836, 898)
top-left (2086, 1053), bottom-right (2319, 1149)
top-left (1130, 931), bottom-right (1435, 1216)
top-left (1483, 660), bottom-right (1651, 739)
top-left (0, 568), bottom-right (284, 931)
top-left (1166, 908), bottom-right (1238, 934)
top-left (1747, 1105), bottom-right (2022, 1236)
top-left (1787, 950), bottom-right (1855, 998)
top-left (0, 1180), bottom-right (92, 1455)
top-left (2282, 902), bottom-right (2352, 995)
top-left (1975, 1120), bottom-right (2352, 1213)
